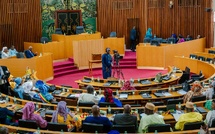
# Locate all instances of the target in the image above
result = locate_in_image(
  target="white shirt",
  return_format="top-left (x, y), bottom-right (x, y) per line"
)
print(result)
top-left (205, 87), bottom-right (214, 100)
top-left (1, 52), bottom-right (10, 59)
top-left (77, 93), bottom-right (100, 104)
top-left (205, 110), bottom-right (215, 127)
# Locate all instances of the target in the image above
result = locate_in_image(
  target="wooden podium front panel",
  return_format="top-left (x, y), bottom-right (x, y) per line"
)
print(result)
top-left (24, 42), bottom-right (65, 60)
top-left (73, 39), bottom-right (104, 69)
top-left (0, 53), bottom-right (53, 80)
top-left (52, 32), bottom-right (101, 58)
top-left (136, 44), bottom-right (165, 69)
top-left (104, 37), bottom-right (125, 56)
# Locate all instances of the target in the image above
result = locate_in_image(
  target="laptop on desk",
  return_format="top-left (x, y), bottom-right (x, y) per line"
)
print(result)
top-left (154, 92), bottom-right (165, 97)
top-left (141, 93), bottom-right (152, 98)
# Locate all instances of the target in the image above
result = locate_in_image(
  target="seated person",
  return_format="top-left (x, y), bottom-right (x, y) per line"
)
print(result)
top-left (138, 103), bottom-right (165, 133)
top-left (22, 102), bottom-right (47, 128)
top-left (99, 88), bottom-right (122, 107)
top-left (205, 99), bottom-right (215, 127)
top-left (113, 104), bottom-right (137, 129)
top-left (1, 47), bottom-right (10, 59)
top-left (121, 81), bottom-right (136, 90)
top-left (197, 35), bottom-right (201, 39)
top-left (13, 77), bottom-right (24, 99)
top-left (8, 45), bottom-right (18, 57)
top-left (204, 82), bottom-right (215, 100)
top-left (51, 101), bottom-right (81, 131)
top-left (77, 85), bottom-right (100, 105)
top-left (22, 80), bottom-right (37, 98)
top-left (186, 35), bottom-right (193, 41)
top-left (83, 105), bottom-right (112, 132)
top-left (33, 80), bottom-right (54, 103)
top-left (144, 28), bottom-right (153, 39)
top-left (175, 102), bottom-right (203, 130)
top-left (183, 81), bottom-right (203, 103)
top-left (25, 46), bottom-right (37, 58)
top-left (171, 33), bottom-right (177, 41)
top-left (0, 107), bottom-right (16, 126)
top-left (177, 34), bottom-right (185, 43)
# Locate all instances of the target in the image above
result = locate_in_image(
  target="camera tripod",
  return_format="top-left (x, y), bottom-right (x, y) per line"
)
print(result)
top-left (112, 59), bottom-right (125, 80)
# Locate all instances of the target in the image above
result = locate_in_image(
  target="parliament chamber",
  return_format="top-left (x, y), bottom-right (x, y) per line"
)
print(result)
top-left (0, 0), bottom-right (215, 133)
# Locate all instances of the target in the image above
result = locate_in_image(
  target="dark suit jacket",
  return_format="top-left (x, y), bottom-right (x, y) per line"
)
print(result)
top-left (113, 113), bottom-right (138, 129)
top-left (25, 50), bottom-right (36, 58)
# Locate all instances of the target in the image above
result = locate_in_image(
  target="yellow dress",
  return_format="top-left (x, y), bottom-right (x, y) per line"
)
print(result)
top-left (57, 114), bottom-right (82, 131)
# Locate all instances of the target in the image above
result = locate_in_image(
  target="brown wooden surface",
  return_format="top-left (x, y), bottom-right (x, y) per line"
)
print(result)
top-left (0, 53), bottom-right (53, 80)
top-left (0, 0), bottom-right (41, 51)
top-left (137, 38), bottom-right (205, 68)
top-left (97, 0), bottom-right (213, 48)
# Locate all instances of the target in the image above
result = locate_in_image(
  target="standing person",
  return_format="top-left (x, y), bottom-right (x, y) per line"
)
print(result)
top-left (102, 48), bottom-right (112, 79)
top-left (130, 26), bottom-right (137, 52)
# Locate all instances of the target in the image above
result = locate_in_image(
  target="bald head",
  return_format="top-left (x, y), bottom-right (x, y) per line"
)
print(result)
top-left (124, 104), bottom-right (131, 114)
top-left (92, 105), bottom-right (100, 116)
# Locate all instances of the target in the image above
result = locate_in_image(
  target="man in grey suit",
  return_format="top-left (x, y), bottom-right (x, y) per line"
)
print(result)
top-left (113, 104), bottom-right (138, 129)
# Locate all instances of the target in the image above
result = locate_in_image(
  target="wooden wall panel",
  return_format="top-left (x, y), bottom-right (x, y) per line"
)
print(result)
top-left (97, 0), bottom-right (213, 48)
top-left (0, 0), bottom-right (41, 51)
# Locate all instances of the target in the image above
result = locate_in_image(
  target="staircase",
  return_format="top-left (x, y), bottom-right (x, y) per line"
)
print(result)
top-left (53, 51), bottom-right (136, 77)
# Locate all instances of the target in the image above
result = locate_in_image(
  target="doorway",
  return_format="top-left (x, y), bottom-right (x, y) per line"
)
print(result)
top-left (127, 18), bottom-right (140, 49)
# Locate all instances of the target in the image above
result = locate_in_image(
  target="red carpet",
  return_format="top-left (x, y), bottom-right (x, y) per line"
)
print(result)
top-left (48, 50), bottom-right (168, 88)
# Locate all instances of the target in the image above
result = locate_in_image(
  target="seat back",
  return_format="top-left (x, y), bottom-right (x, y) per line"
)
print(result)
top-left (148, 124), bottom-right (171, 132)
top-left (206, 58), bottom-right (213, 63)
top-left (191, 95), bottom-right (206, 102)
top-left (40, 37), bottom-right (49, 43)
top-left (152, 101), bottom-right (164, 106)
top-left (82, 123), bottom-right (103, 133)
top-left (110, 32), bottom-right (117, 37)
top-left (112, 125), bottom-right (136, 133)
top-left (55, 28), bottom-right (63, 34)
top-left (23, 93), bottom-right (32, 101)
top-left (47, 122), bottom-right (68, 132)
top-left (184, 122), bottom-right (204, 130)
top-left (92, 54), bottom-right (102, 60)
top-left (99, 102), bottom-right (117, 107)
top-left (198, 56), bottom-right (206, 61)
top-left (32, 97), bottom-right (43, 102)
top-left (208, 50), bottom-right (215, 54)
top-left (76, 26), bottom-right (84, 34)
top-left (18, 119), bottom-right (38, 129)
top-left (167, 98), bottom-right (183, 105)
top-left (78, 102), bottom-right (95, 107)
top-left (189, 54), bottom-right (197, 59)
top-left (16, 52), bottom-right (25, 58)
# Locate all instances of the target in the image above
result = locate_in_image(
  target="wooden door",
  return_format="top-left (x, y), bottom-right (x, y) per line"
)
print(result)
top-left (127, 18), bottom-right (140, 49)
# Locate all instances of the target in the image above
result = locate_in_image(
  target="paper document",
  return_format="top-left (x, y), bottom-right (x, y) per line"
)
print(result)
top-left (172, 113), bottom-right (183, 121)
top-left (177, 90), bottom-right (187, 95)
top-left (163, 92), bottom-right (172, 96)
top-left (119, 94), bottom-right (128, 99)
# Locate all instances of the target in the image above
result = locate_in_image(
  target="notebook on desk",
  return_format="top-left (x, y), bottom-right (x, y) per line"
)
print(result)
top-left (141, 93), bottom-right (152, 98)
top-left (141, 80), bottom-right (151, 85)
top-left (119, 93), bottom-right (128, 99)
top-left (154, 92), bottom-right (165, 97)
top-left (177, 89), bottom-right (187, 95)
top-left (103, 82), bottom-right (112, 87)
top-left (52, 90), bottom-right (62, 95)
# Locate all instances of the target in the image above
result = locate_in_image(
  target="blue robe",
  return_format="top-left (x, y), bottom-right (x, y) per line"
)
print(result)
top-left (25, 50), bottom-right (35, 58)
top-left (145, 28), bottom-right (152, 39)
top-left (102, 53), bottom-right (112, 79)
top-left (99, 97), bottom-right (122, 107)
top-left (14, 85), bottom-right (24, 99)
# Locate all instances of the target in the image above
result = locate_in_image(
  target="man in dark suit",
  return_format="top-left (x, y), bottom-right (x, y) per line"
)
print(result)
top-left (113, 104), bottom-right (138, 129)
top-left (0, 66), bottom-right (10, 94)
top-left (25, 46), bottom-right (37, 58)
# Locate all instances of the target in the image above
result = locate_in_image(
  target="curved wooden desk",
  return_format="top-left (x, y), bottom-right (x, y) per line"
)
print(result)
top-left (137, 38), bottom-right (206, 69)
top-left (0, 53), bottom-right (53, 80)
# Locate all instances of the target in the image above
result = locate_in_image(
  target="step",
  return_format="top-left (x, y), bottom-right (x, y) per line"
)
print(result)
top-left (54, 62), bottom-right (75, 68)
top-left (54, 66), bottom-right (78, 73)
top-left (112, 65), bottom-right (136, 69)
top-left (54, 69), bottom-right (81, 77)
top-left (53, 61), bottom-right (74, 68)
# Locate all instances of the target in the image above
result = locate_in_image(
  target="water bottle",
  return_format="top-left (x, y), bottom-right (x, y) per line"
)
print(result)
top-left (36, 102), bottom-right (39, 111)
top-left (108, 105), bottom-right (111, 114)
top-left (116, 89), bottom-right (119, 96)
top-left (154, 34), bottom-right (156, 38)
top-left (5, 95), bottom-right (9, 103)
top-left (97, 77), bottom-right (100, 83)
top-left (124, 131), bottom-right (127, 134)
top-left (76, 105), bottom-right (79, 112)
top-left (178, 102), bottom-right (181, 110)
top-left (138, 78), bottom-right (140, 83)
top-left (37, 127), bottom-right (40, 134)
top-left (118, 79), bottom-right (121, 86)
top-left (43, 40), bottom-right (45, 44)
top-left (135, 108), bottom-right (138, 114)
top-left (95, 131), bottom-right (98, 134)
top-left (99, 88), bottom-right (102, 95)
top-left (168, 86), bottom-right (171, 92)
top-left (60, 129), bottom-right (64, 134)
top-left (194, 104), bottom-right (197, 111)
top-left (172, 86), bottom-right (175, 91)
top-left (13, 96), bottom-right (17, 104)
top-left (154, 130), bottom-right (158, 134)
top-left (91, 76), bottom-right (94, 82)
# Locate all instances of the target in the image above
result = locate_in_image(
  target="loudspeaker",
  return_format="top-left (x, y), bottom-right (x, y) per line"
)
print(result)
top-left (205, 8), bottom-right (211, 12)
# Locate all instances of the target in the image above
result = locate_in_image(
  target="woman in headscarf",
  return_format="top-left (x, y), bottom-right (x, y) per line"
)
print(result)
top-left (13, 77), bottom-right (24, 99)
top-left (51, 101), bottom-right (81, 131)
top-left (121, 80), bottom-right (136, 90)
top-left (177, 34), bottom-right (185, 43)
top-left (22, 102), bottom-right (47, 128)
top-left (99, 88), bottom-right (122, 107)
top-left (33, 80), bottom-right (54, 103)
top-left (144, 28), bottom-right (152, 39)
top-left (1, 47), bottom-right (10, 59)
top-left (183, 81), bottom-right (203, 103)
